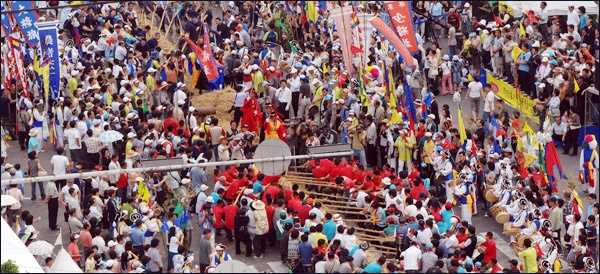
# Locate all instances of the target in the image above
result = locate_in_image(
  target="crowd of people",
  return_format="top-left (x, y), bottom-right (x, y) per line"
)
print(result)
top-left (0, 1), bottom-right (599, 273)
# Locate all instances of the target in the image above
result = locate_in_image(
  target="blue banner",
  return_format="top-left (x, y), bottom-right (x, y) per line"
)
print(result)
top-left (1, 2), bottom-right (13, 34)
top-left (37, 22), bottom-right (60, 99)
top-left (12, 1), bottom-right (39, 46)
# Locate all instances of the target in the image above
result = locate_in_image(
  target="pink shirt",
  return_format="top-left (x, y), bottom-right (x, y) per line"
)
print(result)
top-left (79, 230), bottom-right (93, 248)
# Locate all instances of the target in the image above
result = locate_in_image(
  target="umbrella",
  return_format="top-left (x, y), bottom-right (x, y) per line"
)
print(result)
top-left (99, 130), bottom-right (124, 143)
top-left (214, 260), bottom-right (257, 273)
top-left (0, 195), bottom-right (17, 207)
top-left (27, 240), bottom-right (54, 257)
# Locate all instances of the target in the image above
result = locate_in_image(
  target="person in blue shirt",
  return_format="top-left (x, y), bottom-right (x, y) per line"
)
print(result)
top-left (298, 233), bottom-right (314, 272)
top-left (252, 174), bottom-right (264, 194)
top-left (27, 130), bottom-right (42, 154)
top-left (130, 220), bottom-right (146, 254)
top-left (322, 213), bottom-right (337, 241)
top-left (362, 256), bottom-right (386, 273)
top-left (516, 42), bottom-right (535, 97)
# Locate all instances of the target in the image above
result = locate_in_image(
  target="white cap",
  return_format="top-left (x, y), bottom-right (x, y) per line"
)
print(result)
top-left (464, 3), bottom-right (470, 8)
top-left (107, 240), bottom-right (117, 248)
top-left (251, 64), bottom-right (259, 70)
top-left (71, 70), bottom-right (80, 76)
top-left (200, 184), bottom-right (209, 191)
top-left (147, 67), bottom-right (157, 73)
top-left (176, 82), bottom-right (186, 88)
top-left (181, 178), bottom-right (191, 185)
top-left (542, 56), bottom-right (549, 62)
top-left (127, 132), bottom-right (136, 138)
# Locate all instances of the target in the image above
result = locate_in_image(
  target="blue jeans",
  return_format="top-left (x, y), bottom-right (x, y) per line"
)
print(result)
top-left (168, 251), bottom-right (176, 271)
top-left (353, 149), bottom-right (367, 168)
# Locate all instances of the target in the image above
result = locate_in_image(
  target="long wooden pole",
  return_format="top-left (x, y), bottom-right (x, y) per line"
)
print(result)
top-left (2, 151), bottom-right (353, 186)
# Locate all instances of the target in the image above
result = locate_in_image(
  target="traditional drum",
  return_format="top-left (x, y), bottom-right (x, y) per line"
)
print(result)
top-left (495, 210), bottom-right (510, 224)
top-left (489, 204), bottom-right (503, 217)
top-left (485, 189), bottom-right (498, 203)
top-left (516, 234), bottom-right (532, 251)
top-left (503, 223), bottom-right (520, 236)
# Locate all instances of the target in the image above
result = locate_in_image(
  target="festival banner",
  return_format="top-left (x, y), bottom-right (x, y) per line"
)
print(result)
top-left (12, 1), bottom-right (39, 46)
top-left (384, 1), bottom-right (418, 53)
top-left (37, 21), bottom-right (60, 99)
top-left (329, 5), bottom-right (355, 75)
top-left (369, 17), bottom-right (417, 66)
top-left (355, 13), bottom-right (374, 67)
top-left (486, 71), bottom-right (538, 123)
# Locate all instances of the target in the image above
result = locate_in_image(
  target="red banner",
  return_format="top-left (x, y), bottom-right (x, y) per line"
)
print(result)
top-left (384, 1), bottom-right (418, 53)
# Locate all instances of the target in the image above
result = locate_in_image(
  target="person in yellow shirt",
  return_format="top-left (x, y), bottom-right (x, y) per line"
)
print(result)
top-left (395, 129), bottom-right (416, 173)
top-left (67, 70), bottom-right (79, 100)
top-left (125, 131), bottom-right (139, 169)
top-left (146, 67), bottom-right (157, 95)
top-left (421, 132), bottom-right (435, 165)
top-left (310, 224), bottom-right (328, 249)
top-left (518, 238), bottom-right (538, 273)
top-left (251, 65), bottom-right (264, 94)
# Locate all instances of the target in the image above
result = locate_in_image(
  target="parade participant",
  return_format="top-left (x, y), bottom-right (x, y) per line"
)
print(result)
top-left (580, 135), bottom-right (599, 194)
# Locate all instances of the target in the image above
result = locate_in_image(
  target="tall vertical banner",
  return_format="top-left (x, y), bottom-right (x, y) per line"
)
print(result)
top-left (369, 17), bottom-right (417, 66)
top-left (37, 21), bottom-right (60, 99)
top-left (384, 1), bottom-right (418, 53)
top-left (12, 1), bottom-right (39, 46)
top-left (355, 13), bottom-right (374, 67)
top-left (329, 5), bottom-right (355, 75)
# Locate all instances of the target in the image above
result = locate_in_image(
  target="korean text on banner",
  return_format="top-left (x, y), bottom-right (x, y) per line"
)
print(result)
top-left (329, 5), bottom-right (355, 75)
top-left (384, 1), bottom-right (418, 53)
top-left (369, 17), bottom-right (417, 66)
top-left (12, 1), bottom-right (40, 46)
top-left (37, 22), bottom-right (61, 99)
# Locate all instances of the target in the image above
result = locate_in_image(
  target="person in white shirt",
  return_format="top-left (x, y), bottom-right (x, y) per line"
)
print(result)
top-left (231, 87), bottom-right (248, 124)
top-left (536, 57), bottom-right (552, 80)
top-left (276, 79), bottom-right (292, 120)
top-left (172, 84), bottom-right (187, 107)
top-left (483, 87), bottom-right (496, 124)
top-left (440, 55), bottom-right (453, 95)
top-left (467, 80), bottom-right (483, 116)
top-left (551, 117), bottom-right (568, 149)
top-left (566, 6), bottom-right (580, 28)
top-left (50, 147), bottom-right (70, 189)
top-left (401, 241), bottom-right (423, 272)
top-left (64, 120), bottom-right (82, 163)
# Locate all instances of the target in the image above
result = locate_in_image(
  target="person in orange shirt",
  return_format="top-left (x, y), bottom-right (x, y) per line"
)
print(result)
top-left (67, 233), bottom-right (82, 266)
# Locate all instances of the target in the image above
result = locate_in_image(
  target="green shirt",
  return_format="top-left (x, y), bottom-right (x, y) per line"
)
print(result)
top-left (518, 247), bottom-right (538, 273)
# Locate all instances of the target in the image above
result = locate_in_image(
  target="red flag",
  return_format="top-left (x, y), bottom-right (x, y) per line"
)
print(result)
top-left (384, 1), bottom-right (418, 53)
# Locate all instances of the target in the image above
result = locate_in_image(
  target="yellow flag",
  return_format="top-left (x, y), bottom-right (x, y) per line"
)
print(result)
top-left (137, 180), bottom-right (150, 203)
top-left (306, 1), bottom-right (317, 23)
top-left (389, 110), bottom-right (402, 125)
top-left (574, 79), bottom-right (580, 93)
top-left (519, 22), bottom-right (526, 38)
top-left (389, 69), bottom-right (397, 109)
top-left (511, 45), bottom-right (523, 63)
top-left (33, 51), bottom-right (50, 98)
top-left (522, 121), bottom-right (534, 136)
top-left (457, 107), bottom-right (467, 144)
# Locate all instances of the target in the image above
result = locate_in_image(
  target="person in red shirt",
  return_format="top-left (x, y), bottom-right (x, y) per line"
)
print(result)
top-left (224, 178), bottom-right (242, 202)
top-left (297, 200), bottom-right (311, 225)
top-left (262, 183), bottom-right (281, 204)
top-left (477, 232), bottom-right (497, 265)
top-left (361, 176), bottom-right (374, 192)
top-left (162, 109), bottom-right (179, 135)
top-left (287, 192), bottom-right (303, 216)
top-left (222, 201), bottom-right (238, 242)
top-left (284, 184), bottom-right (297, 202)
top-left (410, 179), bottom-right (428, 201)
top-left (264, 196), bottom-right (275, 246)
top-left (214, 200), bottom-right (225, 235)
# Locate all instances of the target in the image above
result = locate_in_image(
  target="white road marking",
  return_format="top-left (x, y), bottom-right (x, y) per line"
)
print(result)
top-left (493, 232), bottom-right (517, 259)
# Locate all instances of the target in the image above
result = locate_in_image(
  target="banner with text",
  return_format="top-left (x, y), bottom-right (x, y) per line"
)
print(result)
top-left (384, 1), bottom-right (418, 53)
top-left (37, 22), bottom-right (60, 99)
